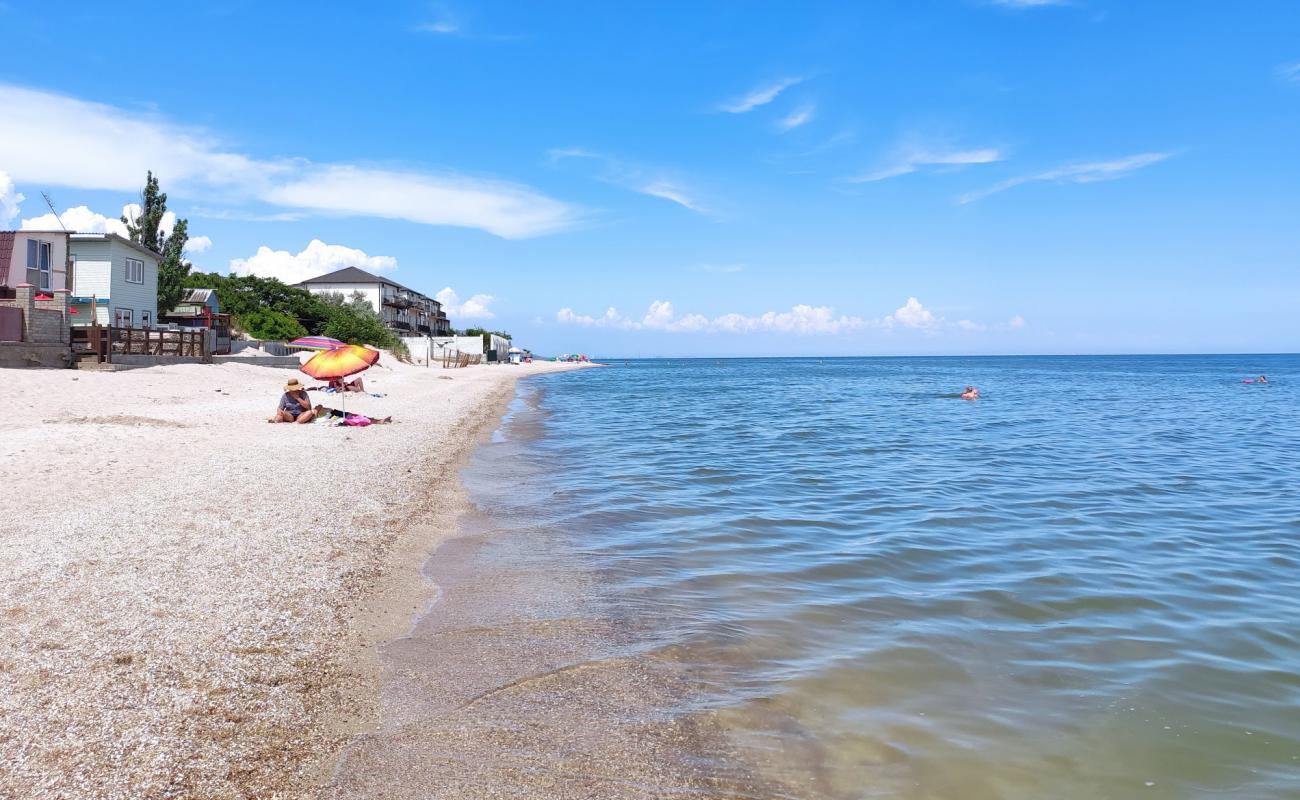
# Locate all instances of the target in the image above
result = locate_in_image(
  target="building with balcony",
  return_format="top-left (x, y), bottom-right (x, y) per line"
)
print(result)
top-left (295, 267), bottom-right (452, 336)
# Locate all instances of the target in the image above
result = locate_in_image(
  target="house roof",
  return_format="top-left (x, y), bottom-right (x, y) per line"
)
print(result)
top-left (70, 232), bottom-right (161, 260)
top-left (184, 288), bottom-right (217, 305)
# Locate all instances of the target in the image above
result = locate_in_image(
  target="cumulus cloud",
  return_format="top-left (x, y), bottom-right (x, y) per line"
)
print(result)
top-left (777, 104), bottom-right (816, 132)
top-left (435, 287), bottom-right (496, 320)
top-left (721, 77), bottom-right (804, 114)
top-left (229, 239), bottom-right (397, 285)
top-left (883, 297), bottom-right (939, 329)
top-left (184, 235), bottom-right (212, 255)
top-left (552, 296), bottom-right (1025, 337)
top-left (21, 205), bottom-right (128, 235)
top-left (556, 300), bottom-right (865, 335)
top-left (0, 170), bottom-right (22, 225)
top-left (549, 148), bottom-right (710, 215)
top-left (959, 152), bottom-right (1170, 203)
top-left (0, 83), bottom-right (578, 239)
top-left (849, 146), bottom-right (1003, 183)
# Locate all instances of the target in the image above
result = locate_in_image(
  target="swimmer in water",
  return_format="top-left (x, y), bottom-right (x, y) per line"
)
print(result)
top-left (961, 385), bottom-right (980, 400)
top-left (1258, 375), bottom-right (1268, 384)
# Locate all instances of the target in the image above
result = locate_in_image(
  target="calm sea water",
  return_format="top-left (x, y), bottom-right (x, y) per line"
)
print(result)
top-left (477, 356), bottom-right (1300, 799)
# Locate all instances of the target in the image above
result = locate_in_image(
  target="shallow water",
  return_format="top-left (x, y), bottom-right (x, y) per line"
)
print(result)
top-left (354, 355), bottom-right (1300, 799)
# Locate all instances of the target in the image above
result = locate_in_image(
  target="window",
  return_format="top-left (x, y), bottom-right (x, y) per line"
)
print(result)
top-left (114, 308), bottom-right (134, 328)
top-left (26, 240), bottom-right (52, 290)
top-left (141, 311), bottom-right (152, 329)
top-left (125, 257), bottom-right (144, 284)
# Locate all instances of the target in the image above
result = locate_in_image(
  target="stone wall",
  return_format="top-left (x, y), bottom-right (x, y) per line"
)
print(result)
top-left (0, 284), bottom-right (71, 368)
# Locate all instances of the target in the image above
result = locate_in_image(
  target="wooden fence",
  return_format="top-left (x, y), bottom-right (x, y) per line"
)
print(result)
top-left (72, 326), bottom-right (208, 363)
top-left (440, 350), bottom-right (483, 368)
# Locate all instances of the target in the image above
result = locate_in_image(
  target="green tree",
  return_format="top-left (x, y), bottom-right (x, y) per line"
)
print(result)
top-left (123, 171), bottom-right (192, 314)
top-left (237, 308), bottom-right (306, 341)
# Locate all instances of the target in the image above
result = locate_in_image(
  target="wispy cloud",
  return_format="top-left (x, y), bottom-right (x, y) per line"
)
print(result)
top-left (549, 147), bottom-right (711, 215)
top-left (701, 263), bottom-right (745, 273)
top-left (849, 146), bottom-right (1003, 183)
top-left (959, 152), bottom-right (1170, 204)
top-left (1277, 62), bottom-right (1300, 83)
top-left (988, 0), bottom-right (1068, 7)
top-left (777, 104), bottom-right (816, 132)
top-left (0, 83), bottom-right (578, 238)
top-left (721, 77), bottom-right (804, 114)
top-left (415, 20), bottom-right (459, 34)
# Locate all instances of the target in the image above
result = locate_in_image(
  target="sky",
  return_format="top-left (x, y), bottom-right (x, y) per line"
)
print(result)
top-left (1, 0), bottom-right (1298, 356)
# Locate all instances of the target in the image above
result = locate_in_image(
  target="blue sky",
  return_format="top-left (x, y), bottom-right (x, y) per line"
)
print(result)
top-left (1, 0), bottom-right (1298, 356)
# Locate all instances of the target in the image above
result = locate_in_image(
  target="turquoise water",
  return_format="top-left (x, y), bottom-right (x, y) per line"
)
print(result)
top-left (493, 356), bottom-right (1300, 798)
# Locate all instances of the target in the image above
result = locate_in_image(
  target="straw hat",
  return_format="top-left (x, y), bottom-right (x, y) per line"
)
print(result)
top-left (284, 378), bottom-right (305, 392)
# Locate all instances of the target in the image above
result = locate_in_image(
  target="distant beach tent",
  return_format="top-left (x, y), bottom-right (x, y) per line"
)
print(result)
top-left (288, 336), bottom-right (345, 351)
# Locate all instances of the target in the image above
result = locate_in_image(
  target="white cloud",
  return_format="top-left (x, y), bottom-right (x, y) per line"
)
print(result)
top-left (1277, 62), bottom-right (1300, 83)
top-left (21, 205), bottom-right (128, 236)
top-left (229, 239), bottom-right (397, 285)
top-left (0, 170), bottom-right (22, 225)
top-left (636, 179), bottom-right (707, 213)
top-left (701, 263), bottom-right (744, 273)
top-left (557, 300), bottom-right (865, 335)
top-left (721, 77), bottom-right (804, 114)
top-left (884, 297), bottom-right (939, 329)
top-left (989, 0), bottom-right (1067, 6)
top-left (435, 287), bottom-right (496, 320)
top-left (959, 152), bottom-right (1170, 203)
top-left (0, 83), bottom-right (578, 239)
top-left (416, 21), bottom-right (458, 34)
top-left (777, 104), bottom-right (816, 132)
top-left (184, 235), bottom-right (212, 255)
top-left (850, 146), bottom-right (1003, 183)
top-left (549, 148), bottom-right (711, 216)
top-left (554, 296), bottom-right (1023, 337)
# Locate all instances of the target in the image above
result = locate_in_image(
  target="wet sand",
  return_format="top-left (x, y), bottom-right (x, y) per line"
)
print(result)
top-left (325, 384), bottom-right (770, 799)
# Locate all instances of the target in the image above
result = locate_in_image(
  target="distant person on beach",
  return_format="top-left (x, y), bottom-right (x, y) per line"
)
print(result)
top-left (327, 376), bottom-right (365, 393)
top-left (961, 386), bottom-right (980, 400)
top-left (313, 405), bottom-right (392, 424)
top-left (269, 378), bottom-right (316, 423)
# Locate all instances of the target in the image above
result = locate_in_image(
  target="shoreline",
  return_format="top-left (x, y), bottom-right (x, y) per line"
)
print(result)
top-left (0, 358), bottom-right (593, 797)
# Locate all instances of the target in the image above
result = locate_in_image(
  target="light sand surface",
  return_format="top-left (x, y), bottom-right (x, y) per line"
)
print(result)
top-left (0, 358), bottom-right (590, 799)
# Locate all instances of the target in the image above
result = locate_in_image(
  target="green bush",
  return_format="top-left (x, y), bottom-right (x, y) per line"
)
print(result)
top-left (237, 308), bottom-right (306, 341)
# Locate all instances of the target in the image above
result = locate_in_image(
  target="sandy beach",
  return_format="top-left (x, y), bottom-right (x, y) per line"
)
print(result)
top-left (0, 358), bottom-right (590, 798)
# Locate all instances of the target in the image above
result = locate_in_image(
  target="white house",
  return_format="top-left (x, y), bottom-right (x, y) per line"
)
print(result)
top-left (296, 267), bottom-right (452, 336)
top-left (68, 233), bottom-right (159, 328)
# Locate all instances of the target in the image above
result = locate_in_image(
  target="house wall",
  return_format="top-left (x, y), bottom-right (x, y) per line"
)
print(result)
top-left (3, 232), bottom-right (70, 291)
top-left (68, 238), bottom-right (159, 328)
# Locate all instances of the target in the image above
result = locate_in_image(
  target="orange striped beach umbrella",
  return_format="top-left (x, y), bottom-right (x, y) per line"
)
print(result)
top-left (299, 344), bottom-right (380, 417)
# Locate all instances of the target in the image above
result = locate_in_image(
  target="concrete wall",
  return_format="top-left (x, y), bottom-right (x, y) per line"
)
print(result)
top-left (0, 284), bottom-right (72, 367)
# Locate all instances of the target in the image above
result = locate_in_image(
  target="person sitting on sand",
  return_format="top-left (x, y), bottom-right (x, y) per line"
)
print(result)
top-left (327, 376), bottom-right (365, 393)
top-left (961, 385), bottom-right (980, 400)
top-left (313, 405), bottom-right (392, 424)
top-left (269, 378), bottom-right (316, 423)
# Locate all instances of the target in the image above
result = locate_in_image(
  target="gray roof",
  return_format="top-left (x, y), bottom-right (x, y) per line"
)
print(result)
top-left (295, 266), bottom-right (411, 291)
top-left (69, 232), bottom-right (160, 260)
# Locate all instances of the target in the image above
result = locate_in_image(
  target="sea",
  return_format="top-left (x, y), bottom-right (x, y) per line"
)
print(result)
top-left (352, 355), bottom-right (1300, 799)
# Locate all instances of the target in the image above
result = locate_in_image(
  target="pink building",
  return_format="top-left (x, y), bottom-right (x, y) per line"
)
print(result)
top-left (0, 230), bottom-right (72, 296)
